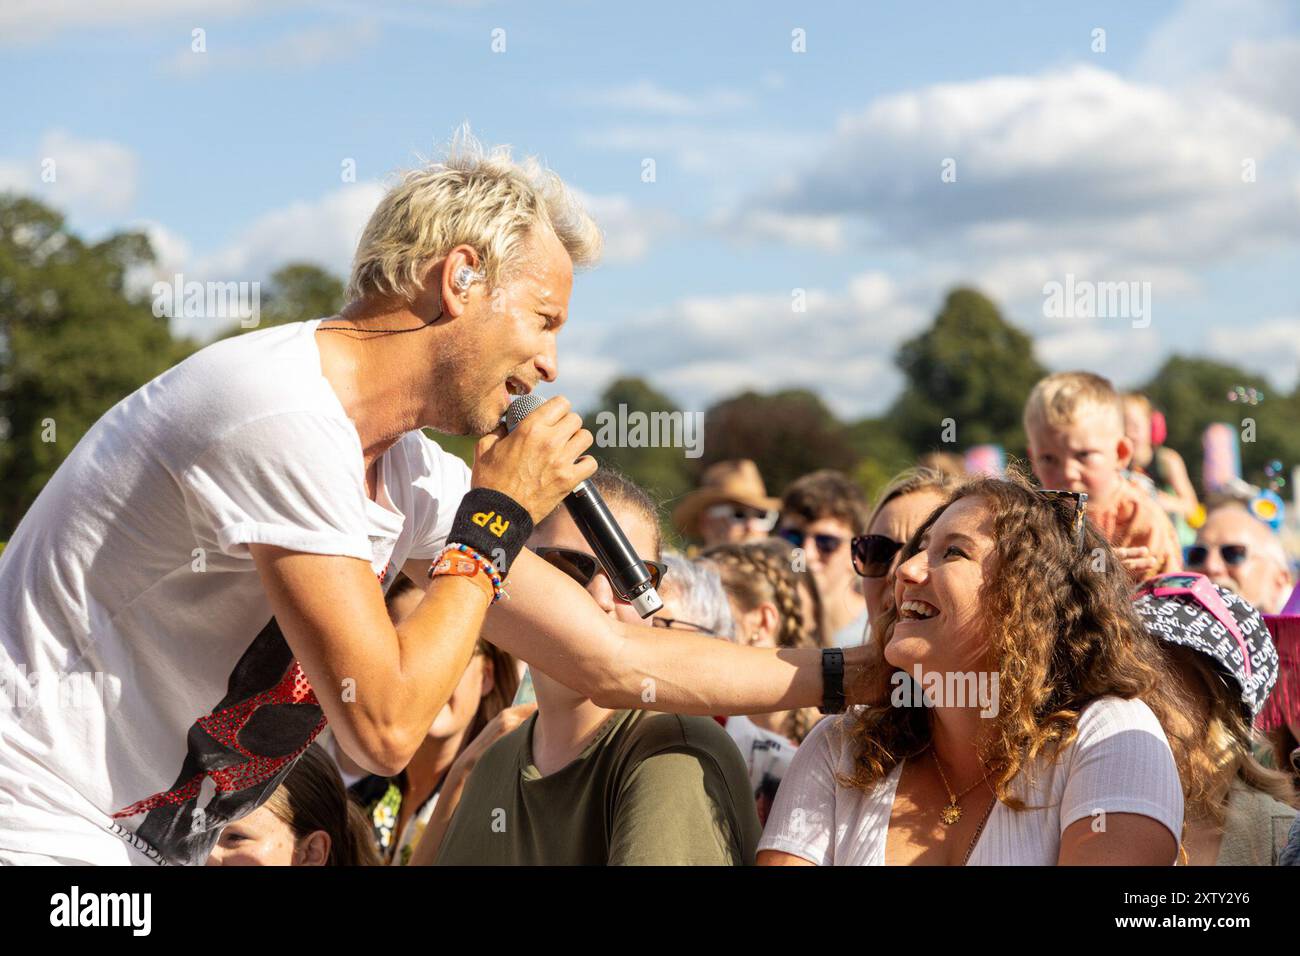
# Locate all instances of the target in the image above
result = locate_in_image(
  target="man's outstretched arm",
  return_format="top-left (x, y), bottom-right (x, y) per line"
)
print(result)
top-left (478, 547), bottom-right (862, 716)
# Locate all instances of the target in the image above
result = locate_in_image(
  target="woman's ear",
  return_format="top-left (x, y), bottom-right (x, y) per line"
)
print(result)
top-left (758, 602), bottom-right (781, 645)
top-left (294, 830), bottom-right (331, 867)
top-left (478, 653), bottom-right (496, 700)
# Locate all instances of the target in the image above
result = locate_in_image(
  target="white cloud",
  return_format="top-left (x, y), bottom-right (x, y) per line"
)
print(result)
top-left (571, 189), bottom-right (677, 263)
top-left (579, 124), bottom-right (822, 178)
top-left (192, 182), bottom-right (384, 285)
top-left (0, 0), bottom-right (270, 45)
top-left (161, 18), bottom-right (380, 75)
top-left (715, 210), bottom-right (846, 252)
top-left (1216, 37), bottom-right (1300, 129)
top-left (0, 130), bottom-right (139, 218)
top-left (122, 219), bottom-right (193, 299)
top-left (1207, 317), bottom-right (1300, 391)
top-left (576, 81), bottom-right (753, 117)
top-left (1034, 324), bottom-right (1166, 388)
top-left (1133, 0), bottom-right (1295, 84)
top-left (567, 272), bottom-right (931, 418)
top-left (760, 65), bottom-right (1298, 258)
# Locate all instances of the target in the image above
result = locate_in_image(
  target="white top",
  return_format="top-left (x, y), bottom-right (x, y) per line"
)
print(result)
top-left (724, 715), bottom-right (797, 820)
top-left (758, 696), bottom-right (1184, 865)
top-left (0, 319), bottom-right (470, 865)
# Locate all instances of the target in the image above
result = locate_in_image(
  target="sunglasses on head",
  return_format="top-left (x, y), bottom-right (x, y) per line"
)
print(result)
top-left (777, 527), bottom-right (844, 558)
top-left (1037, 489), bottom-right (1088, 551)
top-left (1185, 543), bottom-right (1249, 568)
top-left (1133, 572), bottom-right (1252, 680)
top-left (851, 534), bottom-right (904, 578)
top-left (531, 547), bottom-right (666, 602)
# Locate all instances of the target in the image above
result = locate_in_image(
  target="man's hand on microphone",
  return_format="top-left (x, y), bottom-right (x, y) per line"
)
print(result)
top-left (472, 395), bottom-right (596, 524)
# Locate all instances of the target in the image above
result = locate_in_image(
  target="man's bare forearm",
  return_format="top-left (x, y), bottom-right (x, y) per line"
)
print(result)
top-left (482, 549), bottom-right (864, 714)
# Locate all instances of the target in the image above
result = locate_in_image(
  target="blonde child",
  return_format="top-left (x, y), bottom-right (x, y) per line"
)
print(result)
top-left (1024, 371), bottom-right (1181, 581)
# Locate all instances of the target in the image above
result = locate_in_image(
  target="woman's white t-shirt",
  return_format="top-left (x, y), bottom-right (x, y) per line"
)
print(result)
top-left (758, 696), bottom-right (1184, 865)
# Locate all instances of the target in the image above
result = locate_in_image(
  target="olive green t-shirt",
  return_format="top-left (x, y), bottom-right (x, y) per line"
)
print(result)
top-left (435, 708), bottom-right (761, 865)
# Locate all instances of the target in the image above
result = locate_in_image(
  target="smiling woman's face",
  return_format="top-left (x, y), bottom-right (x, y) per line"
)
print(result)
top-left (885, 495), bottom-right (996, 677)
top-left (862, 488), bottom-right (948, 621)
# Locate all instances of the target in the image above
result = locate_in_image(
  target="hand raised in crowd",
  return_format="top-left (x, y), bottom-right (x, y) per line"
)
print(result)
top-left (1115, 546), bottom-right (1159, 579)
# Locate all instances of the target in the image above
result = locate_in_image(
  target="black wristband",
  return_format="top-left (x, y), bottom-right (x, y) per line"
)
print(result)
top-left (446, 488), bottom-right (534, 580)
top-left (820, 647), bottom-right (846, 715)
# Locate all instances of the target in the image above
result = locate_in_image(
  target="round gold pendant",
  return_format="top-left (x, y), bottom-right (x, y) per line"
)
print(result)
top-left (940, 803), bottom-right (962, 826)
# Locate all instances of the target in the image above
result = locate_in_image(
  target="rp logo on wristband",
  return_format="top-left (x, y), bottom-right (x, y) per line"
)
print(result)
top-left (472, 510), bottom-right (511, 537)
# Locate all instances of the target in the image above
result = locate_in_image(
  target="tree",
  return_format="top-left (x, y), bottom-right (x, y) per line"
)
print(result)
top-left (1139, 356), bottom-right (1300, 496)
top-left (0, 195), bottom-right (196, 538)
top-left (846, 416), bottom-right (916, 505)
top-left (887, 287), bottom-right (1046, 459)
top-left (582, 376), bottom-right (694, 505)
top-left (216, 262), bottom-right (345, 339)
top-left (699, 388), bottom-right (855, 495)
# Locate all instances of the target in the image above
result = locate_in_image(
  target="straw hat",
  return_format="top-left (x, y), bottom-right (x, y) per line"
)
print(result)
top-left (672, 459), bottom-right (781, 538)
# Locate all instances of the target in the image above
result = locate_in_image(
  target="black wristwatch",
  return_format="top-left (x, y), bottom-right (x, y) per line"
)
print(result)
top-left (820, 647), bottom-right (846, 714)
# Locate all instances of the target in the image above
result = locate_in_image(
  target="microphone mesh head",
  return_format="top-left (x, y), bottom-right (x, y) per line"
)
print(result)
top-left (504, 393), bottom-right (545, 433)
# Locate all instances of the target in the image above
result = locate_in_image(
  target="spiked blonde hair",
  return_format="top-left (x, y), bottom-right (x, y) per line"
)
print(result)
top-left (348, 127), bottom-right (603, 302)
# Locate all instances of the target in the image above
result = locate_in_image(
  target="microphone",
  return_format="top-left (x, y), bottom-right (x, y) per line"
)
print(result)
top-left (505, 395), bottom-right (664, 618)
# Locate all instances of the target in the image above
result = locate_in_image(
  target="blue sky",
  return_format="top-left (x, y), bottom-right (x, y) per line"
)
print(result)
top-left (3, 0), bottom-right (1298, 419)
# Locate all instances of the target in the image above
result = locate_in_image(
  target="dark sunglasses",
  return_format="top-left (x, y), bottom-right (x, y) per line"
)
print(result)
top-left (777, 527), bottom-right (844, 558)
top-left (532, 547), bottom-right (666, 601)
top-left (1185, 543), bottom-right (1248, 568)
top-left (651, 617), bottom-right (716, 635)
top-left (850, 534), bottom-right (904, 578)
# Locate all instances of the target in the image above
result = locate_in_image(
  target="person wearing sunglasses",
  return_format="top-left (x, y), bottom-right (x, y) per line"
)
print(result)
top-left (1133, 573), bottom-right (1296, 865)
top-left (671, 459), bottom-right (782, 549)
top-left (853, 468), bottom-right (964, 624)
top-left (760, 471), bottom-right (1188, 866)
top-left (778, 470), bottom-right (870, 648)
top-left (427, 469), bottom-right (760, 865)
top-left (1187, 501), bottom-right (1294, 615)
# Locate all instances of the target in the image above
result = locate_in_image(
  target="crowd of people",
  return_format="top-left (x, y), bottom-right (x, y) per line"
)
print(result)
top-left (216, 370), bottom-right (1300, 867)
top-left (3, 139), bottom-right (1297, 870)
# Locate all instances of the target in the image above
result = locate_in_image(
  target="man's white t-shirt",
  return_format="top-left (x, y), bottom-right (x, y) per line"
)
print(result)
top-left (0, 319), bottom-right (470, 865)
top-left (758, 696), bottom-right (1184, 865)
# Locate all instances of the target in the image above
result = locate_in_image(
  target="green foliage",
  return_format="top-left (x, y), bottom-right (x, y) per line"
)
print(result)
top-left (216, 262), bottom-right (345, 340)
top-left (1140, 356), bottom-right (1299, 493)
top-left (584, 376), bottom-right (694, 504)
top-left (0, 195), bottom-right (196, 538)
top-left (887, 287), bottom-right (1046, 458)
top-left (6, 193), bottom-right (1292, 541)
top-left (700, 388), bottom-right (855, 495)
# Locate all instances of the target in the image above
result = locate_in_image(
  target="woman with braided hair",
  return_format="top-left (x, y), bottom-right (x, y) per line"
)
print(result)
top-left (704, 539), bottom-right (821, 745)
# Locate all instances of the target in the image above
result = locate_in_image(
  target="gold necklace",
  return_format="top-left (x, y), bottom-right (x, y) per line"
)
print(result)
top-left (929, 746), bottom-right (989, 826)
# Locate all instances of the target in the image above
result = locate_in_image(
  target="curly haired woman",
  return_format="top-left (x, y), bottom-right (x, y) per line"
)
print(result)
top-left (758, 472), bottom-right (1188, 865)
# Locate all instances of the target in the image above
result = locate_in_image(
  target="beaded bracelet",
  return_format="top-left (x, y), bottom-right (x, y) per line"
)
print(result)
top-left (428, 552), bottom-right (496, 605)
top-left (429, 542), bottom-right (506, 603)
